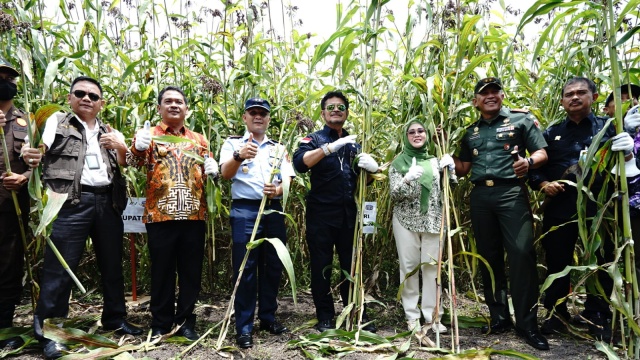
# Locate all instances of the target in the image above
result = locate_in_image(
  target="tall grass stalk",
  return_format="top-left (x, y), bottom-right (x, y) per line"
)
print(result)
top-left (347, 0), bottom-right (384, 338)
top-left (604, 0), bottom-right (638, 356)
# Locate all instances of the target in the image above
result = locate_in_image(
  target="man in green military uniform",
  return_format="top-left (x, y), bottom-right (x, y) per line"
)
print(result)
top-left (452, 77), bottom-right (549, 350)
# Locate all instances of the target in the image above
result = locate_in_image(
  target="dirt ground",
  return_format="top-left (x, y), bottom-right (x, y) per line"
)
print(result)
top-left (8, 291), bottom-right (609, 360)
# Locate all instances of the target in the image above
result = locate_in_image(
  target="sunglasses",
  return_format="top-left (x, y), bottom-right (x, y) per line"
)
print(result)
top-left (72, 90), bottom-right (101, 102)
top-left (325, 104), bottom-right (346, 112)
top-left (407, 128), bottom-right (426, 136)
top-left (247, 109), bottom-right (269, 117)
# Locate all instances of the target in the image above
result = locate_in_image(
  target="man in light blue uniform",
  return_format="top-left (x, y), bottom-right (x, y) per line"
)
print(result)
top-left (220, 98), bottom-right (295, 349)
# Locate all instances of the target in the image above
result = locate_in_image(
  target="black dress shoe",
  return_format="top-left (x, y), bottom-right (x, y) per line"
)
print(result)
top-left (541, 316), bottom-right (567, 335)
top-left (104, 320), bottom-right (144, 336)
top-left (315, 319), bottom-right (334, 332)
top-left (587, 312), bottom-right (612, 342)
top-left (42, 340), bottom-right (69, 360)
top-left (361, 316), bottom-right (377, 333)
top-left (260, 320), bottom-right (289, 334)
top-left (236, 333), bottom-right (253, 348)
top-left (176, 327), bottom-right (200, 341)
top-left (151, 327), bottom-right (168, 338)
top-left (481, 319), bottom-right (513, 335)
top-left (0, 336), bottom-right (24, 349)
top-left (516, 328), bottom-right (549, 350)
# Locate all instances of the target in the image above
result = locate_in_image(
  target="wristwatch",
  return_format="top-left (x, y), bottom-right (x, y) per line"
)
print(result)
top-left (233, 150), bottom-right (243, 162)
top-left (321, 144), bottom-right (331, 156)
top-left (527, 157), bottom-right (534, 167)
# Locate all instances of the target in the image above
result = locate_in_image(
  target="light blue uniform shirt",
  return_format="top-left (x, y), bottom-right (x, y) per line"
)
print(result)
top-left (220, 132), bottom-right (295, 200)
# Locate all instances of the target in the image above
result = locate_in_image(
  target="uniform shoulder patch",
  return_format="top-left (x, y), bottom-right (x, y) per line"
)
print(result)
top-left (465, 121), bottom-right (479, 129)
top-left (16, 118), bottom-right (28, 127)
top-left (299, 136), bottom-right (312, 144)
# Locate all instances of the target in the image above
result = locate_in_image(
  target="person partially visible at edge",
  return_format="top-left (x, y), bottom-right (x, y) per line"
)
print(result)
top-left (389, 119), bottom-right (456, 344)
top-left (21, 76), bottom-right (142, 360)
top-left (219, 97), bottom-right (295, 349)
top-left (528, 77), bottom-right (635, 342)
top-left (450, 77), bottom-right (550, 350)
top-left (0, 57), bottom-right (30, 350)
top-left (604, 84), bottom-right (640, 292)
top-left (127, 86), bottom-right (218, 342)
top-left (292, 90), bottom-right (380, 333)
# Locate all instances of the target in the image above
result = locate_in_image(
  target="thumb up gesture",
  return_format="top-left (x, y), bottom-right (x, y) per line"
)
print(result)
top-left (403, 157), bottom-right (424, 183)
top-left (134, 121), bottom-right (152, 151)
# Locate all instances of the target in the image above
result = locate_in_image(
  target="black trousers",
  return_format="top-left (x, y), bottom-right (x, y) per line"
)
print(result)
top-left (34, 192), bottom-right (126, 340)
top-left (230, 200), bottom-right (286, 334)
top-left (146, 220), bottom-right (205, 332)
top-left (0, 208), bottom-right (27, 328)
top-left (470, 185), bottom-right (539, 331)
top-left (542, 215), bottom-right (614, 318)
top-left (306, 214), bottom-right (369, 322)
top-left (541, 216), bottom-right (576, 318)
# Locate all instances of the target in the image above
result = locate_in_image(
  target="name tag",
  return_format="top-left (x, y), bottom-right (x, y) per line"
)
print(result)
top-left (468, 134), bottom-right (480, 141)
top-left (496, 126), bottom-right (514, 132)
top-left (85, 153), bottom-right (101, 170)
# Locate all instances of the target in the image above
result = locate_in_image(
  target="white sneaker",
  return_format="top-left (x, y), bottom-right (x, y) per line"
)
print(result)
top-left (424, 322), bottom-right (447, 334)
top-left (407, 319), bottom-right (420, 332)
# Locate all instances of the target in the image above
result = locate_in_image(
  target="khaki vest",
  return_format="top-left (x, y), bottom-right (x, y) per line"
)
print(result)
top-left (42, 113), bottom-right (126, 212)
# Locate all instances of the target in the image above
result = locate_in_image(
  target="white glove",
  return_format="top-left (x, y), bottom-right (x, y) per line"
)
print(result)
top-left (611, 156), bottom-right (640, 178)
top-left (327, 134), bottom-right (357, 153)
top-left (624, 109), bottom-right (640, 134)
top-left (358, 152), bottom-right (379, 173)
top-left (611, 132), bottom-right (634, 154)
top-left (134, 120), bottom-right (152, 151)
top-left (204, 156), bottom-right (219, 177)
top-left (439, 154), bottom-right (455, 173)
top-left (403, 157), bottom-right (424, 182)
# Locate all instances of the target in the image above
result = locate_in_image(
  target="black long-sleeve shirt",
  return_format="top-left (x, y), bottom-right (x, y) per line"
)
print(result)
top-left (529, 113), bottom-right (615, 219)
top-left (293, 125), bottom-right (361, 227)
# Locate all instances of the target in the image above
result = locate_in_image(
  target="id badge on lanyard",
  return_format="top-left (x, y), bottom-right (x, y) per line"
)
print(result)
top-left (85, 153), bottom-right (101, 170)
top-left (578, 148), bottom-right (588, 168)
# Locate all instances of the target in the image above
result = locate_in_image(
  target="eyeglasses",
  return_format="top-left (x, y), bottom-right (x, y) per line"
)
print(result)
top-left (407, 128), bottom-right (426, 136)
top-left (325, 104), bottom-right (346, 112)
top-left (72, 90), bottom-right (101, 102)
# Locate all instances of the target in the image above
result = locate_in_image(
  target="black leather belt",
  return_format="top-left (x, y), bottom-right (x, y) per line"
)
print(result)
top-left (82, 184), bottom-right (112, 194)
top-left (472, 178), bottom-right (520, 187)
top-left (232, 199), bottom-right (281, 206)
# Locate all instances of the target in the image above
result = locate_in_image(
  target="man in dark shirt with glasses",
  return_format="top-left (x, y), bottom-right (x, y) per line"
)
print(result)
top-left (293, 91), bottom-right (380, 333)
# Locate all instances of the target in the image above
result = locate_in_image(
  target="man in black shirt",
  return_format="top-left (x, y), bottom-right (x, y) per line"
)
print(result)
top-left (293, 91), bottom-right (379, 333)
top-left (530, 77), bottom-right (634, 341)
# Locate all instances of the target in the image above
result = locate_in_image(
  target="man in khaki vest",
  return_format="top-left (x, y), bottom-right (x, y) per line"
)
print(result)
top-left (23, 76), bottom-right (142, 360)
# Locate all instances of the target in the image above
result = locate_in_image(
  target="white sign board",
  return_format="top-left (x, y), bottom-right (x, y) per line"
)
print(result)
top-left (363, 201), bottom-right (377, 234)
top-left (123, 197), bottom-right (146, 233)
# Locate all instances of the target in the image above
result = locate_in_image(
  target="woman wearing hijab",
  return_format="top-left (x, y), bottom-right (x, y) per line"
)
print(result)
top-left (389, 120), bottom-right (455, 339)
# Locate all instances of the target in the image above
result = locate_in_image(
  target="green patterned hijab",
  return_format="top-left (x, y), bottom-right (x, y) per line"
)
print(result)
top-left (391, 120), bottom-right (435, 214)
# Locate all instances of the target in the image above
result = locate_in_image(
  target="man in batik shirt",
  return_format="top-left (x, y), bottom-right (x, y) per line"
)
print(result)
top-left (127, 86), bottom-right (218, 340)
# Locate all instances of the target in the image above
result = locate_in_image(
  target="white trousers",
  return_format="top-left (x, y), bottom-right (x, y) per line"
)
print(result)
top-left (392, 214), bottom-right (443, 323)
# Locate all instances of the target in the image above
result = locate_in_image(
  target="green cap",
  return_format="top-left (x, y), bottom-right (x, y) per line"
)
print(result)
top-left (474, 77), bottom-right (502, 94)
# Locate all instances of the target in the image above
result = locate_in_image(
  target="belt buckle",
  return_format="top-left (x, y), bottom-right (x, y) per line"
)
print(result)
top-left (485, 180), bottom-right (494, 187)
